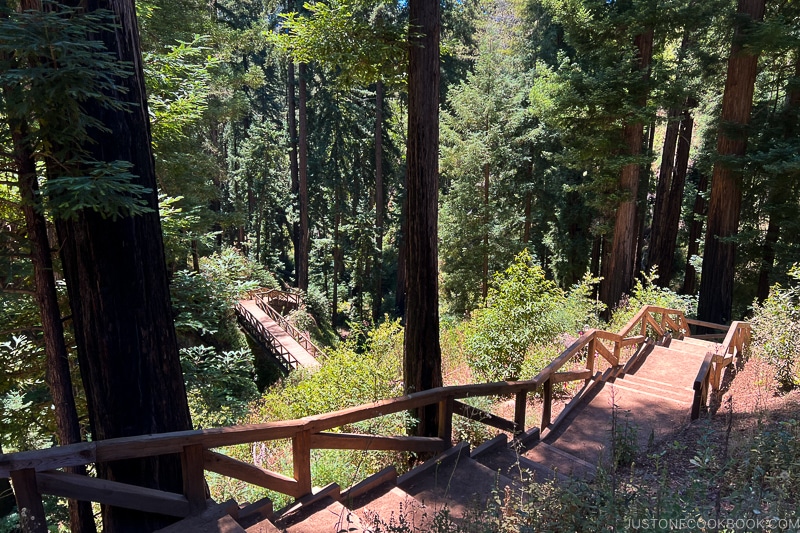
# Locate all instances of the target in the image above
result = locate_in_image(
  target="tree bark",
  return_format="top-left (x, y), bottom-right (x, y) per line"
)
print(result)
top-left (650, 99), bottom-right (696, 286)
top-left (288, 61), bottom-right (300, 283)
top-left (403, 0), bottom-right (442, 438)
top-left (9, 119), bottom-right (97, 533)
top-left (482, 162), bottom-right (490, 302)
top-left (682, 171), bottom-right (707, 295)
top-left (297, 63), bottom-right (310, 291)
top-left (599, 28), bottom-right (654, 310)
top-left (52, 1), bottom-right (192, 530)
top-left (698, 0), bottom-right (766, 324)
top-left (372, 80), bottom-right (384, 323)
top-left (756, 54), bottom-right (800, 302)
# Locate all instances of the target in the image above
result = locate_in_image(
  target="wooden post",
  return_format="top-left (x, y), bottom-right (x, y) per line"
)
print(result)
top-left (640, 315), bottom-right (647, 336)
top-left (181, 444), bottom-right (207, 514)
top-left (293, 430), bottom-right (312, 496)
top-left (514, 391), bottom-right (527, 435)
top-left (541, 379), bottom-right (553, 431)
top-left (10, 469), bottom-right (47, 533)
top-left (613, 342), bottom-right (621, 368)
top-left (438, 396), bottom-right (454, 446)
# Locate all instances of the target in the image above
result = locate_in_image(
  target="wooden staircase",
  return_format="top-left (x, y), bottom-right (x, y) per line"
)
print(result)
top-left (1, 306), bottom-right (751, 533)
top-left (156, 336), bottom-right (730, 532)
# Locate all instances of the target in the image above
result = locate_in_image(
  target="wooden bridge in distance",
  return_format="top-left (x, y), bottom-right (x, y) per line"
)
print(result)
top-left (235, 289), bottom-right (323, 372)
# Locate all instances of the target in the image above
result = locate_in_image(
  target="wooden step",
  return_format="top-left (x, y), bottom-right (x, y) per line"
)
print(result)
top-left (610, 376), bottom-right (692, 405)
top-left (273, 496), bottom-right (362, 533)
top-left (626, 346), bottom-right (706, 390)
top-left (668, 339), bottom-right (720, 358)
top-left (523, 441), bottom-right (596, 480)
top-left (619, 373), bottom-right (692, 394)
top-left (679, 336), bottom-right (720, 348)
top-left (474, 438), bottom-right (570, 485)
top-left (349, 481), bottom-right (429, 531)
top-left (155, 500), bottom-right (243, 533)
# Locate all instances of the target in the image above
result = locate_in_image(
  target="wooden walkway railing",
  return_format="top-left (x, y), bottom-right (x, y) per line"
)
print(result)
top-left (0, 306), bottom-right (744, 532)
top-left (235, 301), bottom-right (302, 373)
top-left (253, 290), bottom-right (326, 360)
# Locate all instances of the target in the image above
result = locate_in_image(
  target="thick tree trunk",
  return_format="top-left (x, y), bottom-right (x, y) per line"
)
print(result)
top-left (9, 120), bottom-right (96, 533)
top-left (53, 1), bottom-right (192, 530)
top-left (756, 213), bottom-right (779, 302)
top-left (650, 100), bottom-right (696, 286)
top-left (482, 162), bottom-right (490, 302)
top-left (373, 80), bottom-right (384, 323)
top-left (523, 190), bottom-right (532, 245)
top-left (756, 55), bottom-right (800, 302)
top-left (682, 171), bottom-right (708, 295)
top-left (698, 0), bottom-right (766, 324)
top-left (599, 29), bottom-right (654, 310)
top-left (288, 61), bottom-right (300, 283)
top-left (404, 0), bottom-right (442, 438)
top-left (297, 63), bottom-right (310, 291)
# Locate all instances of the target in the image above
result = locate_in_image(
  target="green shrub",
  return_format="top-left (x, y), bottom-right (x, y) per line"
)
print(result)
top-left (181, 346), bottom-right (259, 428)
top-left (463, 251), bottom-right (602, 382)
top-left (750, 266), bottom-right (800, 389)
top-left (252, 319), bottom-right (405, 428)
top-left (609, 269), bottom-right (697, 332)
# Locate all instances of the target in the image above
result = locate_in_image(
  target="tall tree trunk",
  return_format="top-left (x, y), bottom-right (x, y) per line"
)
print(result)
top-left (599, 28), bottom-right (654, 310)
top-left (9, 118), bottom-right (96, 533)
top-left (650, 99), bottom-right (696, 286)
top-left (404, 0), bottom-right (442, 438)
top-left (482, 162), bottom-right (490, 302)
top-left (372, 80), bottom-right (384, 323)
top-left (523, 190), bottom-right (532, 245)
top-left (682, 171), bottom-right (708, 295)
top-left (288, 61), bottom-right (300, 283)
top-left (698, 0), bottom-right (766, 324)
top-left (395, 185), bottom-right (407, 320)
top-left (332, 210), bottom-right (340, 328)
top-left (756, 54), bottom-right (800, 302)
top-left (52, 1), bottom-right (192, 530)
top-left (297, 63), bottom-right (310, 291)
top-left (634, 120), bottom-right (656, 281)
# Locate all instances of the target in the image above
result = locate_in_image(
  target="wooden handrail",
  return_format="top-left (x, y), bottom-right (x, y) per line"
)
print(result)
top-left (2, 305), bottom-right (744, 530)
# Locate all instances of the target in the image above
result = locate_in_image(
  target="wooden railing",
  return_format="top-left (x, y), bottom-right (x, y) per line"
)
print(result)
top-left (235, 302), bottom-right (302, 373)
top-left (690, 321), bottom-right (750, 419)
top-left (254, 292), bottom-right (326, 360)
top-left (0, 306), bottom-right (735, 532)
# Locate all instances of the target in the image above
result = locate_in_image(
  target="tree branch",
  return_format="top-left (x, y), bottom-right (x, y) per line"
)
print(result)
top-left (1, 287), bottom-right (36, 296)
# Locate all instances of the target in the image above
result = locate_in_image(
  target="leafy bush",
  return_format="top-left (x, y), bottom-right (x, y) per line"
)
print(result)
top-left (251, 319), bottom-right (404, 428)
top-left (181, 346), bottom-right (259, 428)
top-left (171, 246), bottom-right (278, 349)
top-left (609, 269), bottom-right (697, 332)
top-left (463, 251), bottom-right (602, 381)
top-left (750, 266), bottom-right (800, 389)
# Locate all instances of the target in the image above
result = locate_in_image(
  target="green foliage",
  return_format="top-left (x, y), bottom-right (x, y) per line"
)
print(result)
top-left (40, 161), bottom-right (153, 220)
top-left (181, 346), bottom-right (259, 427)
top-left (750, 266), bottom-right (800, 389)
top-left (609, 269), bottom-right (697, 332)
top-left (253, 320), bottom-right (404, 430)
top-left (170, 247), bottom-right (277, 348)
top-left (464, 251), bottom-right (602, 381)
top-left (274, 0), bottom-right (406, 88)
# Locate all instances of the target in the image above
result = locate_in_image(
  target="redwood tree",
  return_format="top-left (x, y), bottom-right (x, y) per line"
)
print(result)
top-left (403, 0), bottom-right (442, 437)
top-left (53, 0), bottom-right (192, 530)
top-left (600, 28), bottom-right (654, 310)
top-left (698, 0), bottom-right (766, 324)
